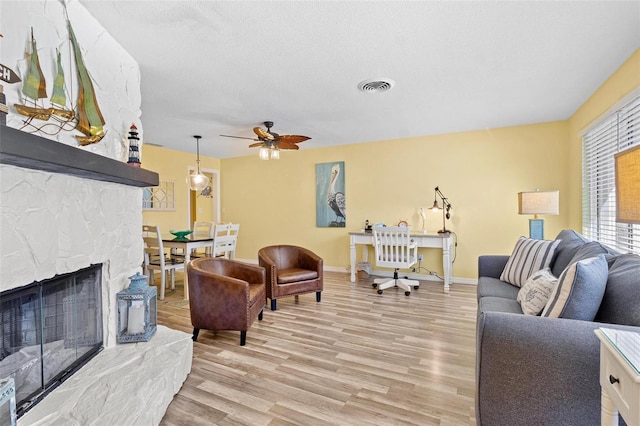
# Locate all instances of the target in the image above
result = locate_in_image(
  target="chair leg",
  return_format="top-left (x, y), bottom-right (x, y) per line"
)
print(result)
top-left (192, 328), bottom-right (200, 341)
top-left (160, 269), bottom-right (166, 300)
top-left (270, 299), bottom-right (277, 311)
top-left (316, 291), bottom-right (321, 302)
top-left (240, 330), bottom-right (247, 346)
top-left (258, 310), bottom-right (263, 321)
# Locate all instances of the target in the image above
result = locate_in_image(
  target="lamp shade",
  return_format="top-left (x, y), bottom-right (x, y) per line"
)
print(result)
top-left (615, 145), bottom-right (640, 224)
top-left (518, 190), bottom-right (559, 215)
top-left (188, 172), bottom-right (209, 191)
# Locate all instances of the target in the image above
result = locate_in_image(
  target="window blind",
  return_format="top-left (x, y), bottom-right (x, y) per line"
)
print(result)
top-left (582, 95), bottom-right (640, 255)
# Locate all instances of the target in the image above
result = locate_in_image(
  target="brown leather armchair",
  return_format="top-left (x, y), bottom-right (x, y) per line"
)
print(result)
top-left (258, 245), bottom-right (323, 311)
top-left (187, 257), bottom-right (266, 346)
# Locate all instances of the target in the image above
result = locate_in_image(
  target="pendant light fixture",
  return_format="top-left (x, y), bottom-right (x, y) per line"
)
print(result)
top-left (187, 135), bottom-right (209, 191)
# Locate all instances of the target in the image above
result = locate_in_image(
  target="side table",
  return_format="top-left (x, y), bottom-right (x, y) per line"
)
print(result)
top-left (595, 328), bottom-right (640, 426)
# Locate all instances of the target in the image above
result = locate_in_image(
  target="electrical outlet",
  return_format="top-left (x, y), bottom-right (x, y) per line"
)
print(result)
top-left (418, 254), bottom-right (424, 261)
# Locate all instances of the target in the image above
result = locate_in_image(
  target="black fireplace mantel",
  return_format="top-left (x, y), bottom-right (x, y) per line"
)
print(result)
top-left (0, 125), bottom-right (158, 187)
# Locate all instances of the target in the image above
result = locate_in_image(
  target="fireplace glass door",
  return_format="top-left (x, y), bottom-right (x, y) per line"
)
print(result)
top-left (0, 264), bottom-right (103, 416)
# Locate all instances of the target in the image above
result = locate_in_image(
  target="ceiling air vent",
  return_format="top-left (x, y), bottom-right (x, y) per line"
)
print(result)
top-left (358, 78), bottom-right (395, 93)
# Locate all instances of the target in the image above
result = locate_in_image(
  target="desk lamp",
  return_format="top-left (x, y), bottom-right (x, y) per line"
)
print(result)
top-left (431, 186), bottom-right (452, 234)
top-left (615, 145), bottom-right (640, 224)
top-left (518, 189), bottom-right (559, 239)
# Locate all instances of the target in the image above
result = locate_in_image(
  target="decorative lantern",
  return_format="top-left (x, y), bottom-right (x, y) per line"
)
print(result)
top-left (117, 272), bottom-right (157, 343)
top-left (127, 124), bottom-right (141, 167)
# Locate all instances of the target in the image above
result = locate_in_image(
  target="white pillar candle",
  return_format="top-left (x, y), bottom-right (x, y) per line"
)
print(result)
top-left (127, 301), bottom-right (145, 334)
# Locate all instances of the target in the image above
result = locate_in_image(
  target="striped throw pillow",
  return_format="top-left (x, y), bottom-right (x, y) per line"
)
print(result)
top-left (500, 237), bottom-right (560, 287)
top-left (541, 255), bottom-right (608, 320)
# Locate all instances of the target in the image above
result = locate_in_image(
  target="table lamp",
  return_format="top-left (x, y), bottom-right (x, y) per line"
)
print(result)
top-left (615, 145), bottom-right (640, 224)
top-left (518, 189), bottom-right (559, 239)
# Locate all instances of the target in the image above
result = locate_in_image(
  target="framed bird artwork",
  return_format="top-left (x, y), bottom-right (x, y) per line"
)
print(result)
top-left (315, 161), bottom-right (346, 227)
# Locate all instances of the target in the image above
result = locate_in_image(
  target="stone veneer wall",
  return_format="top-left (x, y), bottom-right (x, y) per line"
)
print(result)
top-left (0, 166), bottom-right (143, 348)
top-left (0, 0), bottom-right (143, 348)
top-left (1, 2), bottom-right (193, 424)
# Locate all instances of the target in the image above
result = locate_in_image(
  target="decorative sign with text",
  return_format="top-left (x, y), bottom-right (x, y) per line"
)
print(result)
top-left (0, 64), bottom-right (21, 84)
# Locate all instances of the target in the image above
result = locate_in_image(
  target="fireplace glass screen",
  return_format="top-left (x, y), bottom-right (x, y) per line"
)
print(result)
top-left (0, 264), bottom-right (103, 417)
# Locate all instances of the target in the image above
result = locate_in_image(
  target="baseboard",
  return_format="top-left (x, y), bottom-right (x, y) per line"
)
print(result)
top-left (234, 258), bottom-right (477, 285)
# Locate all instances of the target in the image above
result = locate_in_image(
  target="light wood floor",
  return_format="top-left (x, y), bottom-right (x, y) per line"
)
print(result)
top-left (157, 271), bottom-right (478, 426)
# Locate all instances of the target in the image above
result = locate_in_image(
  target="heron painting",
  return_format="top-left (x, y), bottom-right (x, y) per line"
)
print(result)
top-left (316, 161), bottom-right (346, 227)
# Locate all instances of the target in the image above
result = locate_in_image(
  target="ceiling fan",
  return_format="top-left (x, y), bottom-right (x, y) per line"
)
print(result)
top-left (220, 121), bottom-right (311, 151)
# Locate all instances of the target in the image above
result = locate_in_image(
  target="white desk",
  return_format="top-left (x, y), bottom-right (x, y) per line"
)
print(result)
top-left (349, 231), bottom-right (453, 293)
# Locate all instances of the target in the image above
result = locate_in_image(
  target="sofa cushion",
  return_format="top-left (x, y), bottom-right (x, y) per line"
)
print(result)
top-left (550, 229), bottom-right (590, 277)
top-left (595, 254), bottom-right (640, 326)
top-left (500, 237), bottom-right (560, 287)
top-left (568, 241), bottom-right (611, 264)
top-left (477, 276), bottom-right (521, 300)
top-left (517, 267), bottom-right (558, 316)
top-left (542, 255), bottom-right (608, 320)
top-left (478, 296), bottom-right (524, 316)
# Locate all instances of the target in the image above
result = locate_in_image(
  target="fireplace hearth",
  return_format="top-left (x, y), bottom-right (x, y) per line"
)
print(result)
top-left (0, 264), bottom-right (103, 417)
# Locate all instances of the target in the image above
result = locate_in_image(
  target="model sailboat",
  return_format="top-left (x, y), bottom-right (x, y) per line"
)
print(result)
top-left (13, 19), bottom-right (105, 146)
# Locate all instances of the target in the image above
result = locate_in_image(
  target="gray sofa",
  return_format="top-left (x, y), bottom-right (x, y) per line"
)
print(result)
top-left (476, 229), bottom-right (640, 426)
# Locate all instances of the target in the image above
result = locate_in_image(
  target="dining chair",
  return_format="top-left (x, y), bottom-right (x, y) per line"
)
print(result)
top-left (142, 224), bottom-right (185, 300)
top-left (371, 226), bottom-right (420, 296)
top-left (191, 221), bottom-right (215, 257)
top-left (212, 223), bottom-right (240, 259)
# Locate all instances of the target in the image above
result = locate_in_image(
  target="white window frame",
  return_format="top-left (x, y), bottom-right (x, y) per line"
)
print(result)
top-left (582, 92), bottom-right (640, 255)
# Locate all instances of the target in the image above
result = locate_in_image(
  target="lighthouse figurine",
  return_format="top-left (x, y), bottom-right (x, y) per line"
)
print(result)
top-left (127, 124), bottom-right (141, 167)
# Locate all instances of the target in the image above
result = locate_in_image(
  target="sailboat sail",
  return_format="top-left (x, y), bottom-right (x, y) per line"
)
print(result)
top-left (50, 49), bottom-right (75, 120)
top-left (50, 49), bottom-right (66, 106)
top-left (14, 28), bottom-right (53, 121)
top-left (22, 29), bottom-right (47, 101)
top-left (68, 21), bottom-right (105, 145)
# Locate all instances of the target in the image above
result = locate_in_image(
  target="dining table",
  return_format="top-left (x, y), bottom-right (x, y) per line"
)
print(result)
top-left (161, 232), bottom-right (214, 300)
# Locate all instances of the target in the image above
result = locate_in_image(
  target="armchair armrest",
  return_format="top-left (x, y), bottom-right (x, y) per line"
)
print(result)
top-left (476, 312), bottom-right (639, 425)
top-left (478, 255), bottom-right (509, 279)
top-left (297, 246), bottom-right (323, 272)
top-left (225, 261), bottom-right (265, 284)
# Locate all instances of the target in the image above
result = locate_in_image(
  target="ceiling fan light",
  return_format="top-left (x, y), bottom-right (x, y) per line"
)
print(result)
top-left (259, 147), bottom-right (270, 160)
top-left (270, 148), bottom-right (280, 160)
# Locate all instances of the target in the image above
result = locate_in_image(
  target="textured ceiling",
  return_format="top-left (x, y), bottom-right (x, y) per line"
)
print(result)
top-left (78, 1), bottom-right (640, 159)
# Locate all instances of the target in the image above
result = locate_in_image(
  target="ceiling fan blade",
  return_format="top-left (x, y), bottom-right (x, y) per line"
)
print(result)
top-left (278, 143), bottom-right (300, 150)
top-left (220, 134), bottom-right (259, 141)
top-left (248, 142), bottom-right (265, 148)
top-left (279, 135), bottom-right (310, 144)
top-left (253, 127), bottom-right (274, 140)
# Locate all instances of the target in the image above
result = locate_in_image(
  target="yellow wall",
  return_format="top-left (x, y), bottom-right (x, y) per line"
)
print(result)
top-left (141, 144), bottom-right (220, 233)
top-left (567, 48), bottom-right (640, 229)
top-left (221, 121), bottom-right (569, 279)
top-left (140, 48), bottom-right (639, 281)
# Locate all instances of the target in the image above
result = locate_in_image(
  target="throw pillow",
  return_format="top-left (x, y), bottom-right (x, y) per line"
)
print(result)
top-left (550, 229), bottom-right (590, 277)
top-left (517, 267), bottom-right (558, 315)
top-left (568, 241), bottom-right (610, 264)
top-left (500, 237), bottom-right (560, 287)
top-left (541, 255), bottom-right (608, 320)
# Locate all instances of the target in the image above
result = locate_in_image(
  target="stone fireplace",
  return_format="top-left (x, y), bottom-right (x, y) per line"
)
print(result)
top-left (1, 2), bottom-right (192, 422)
top-left (0, 126), bottom-right (193, 424)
